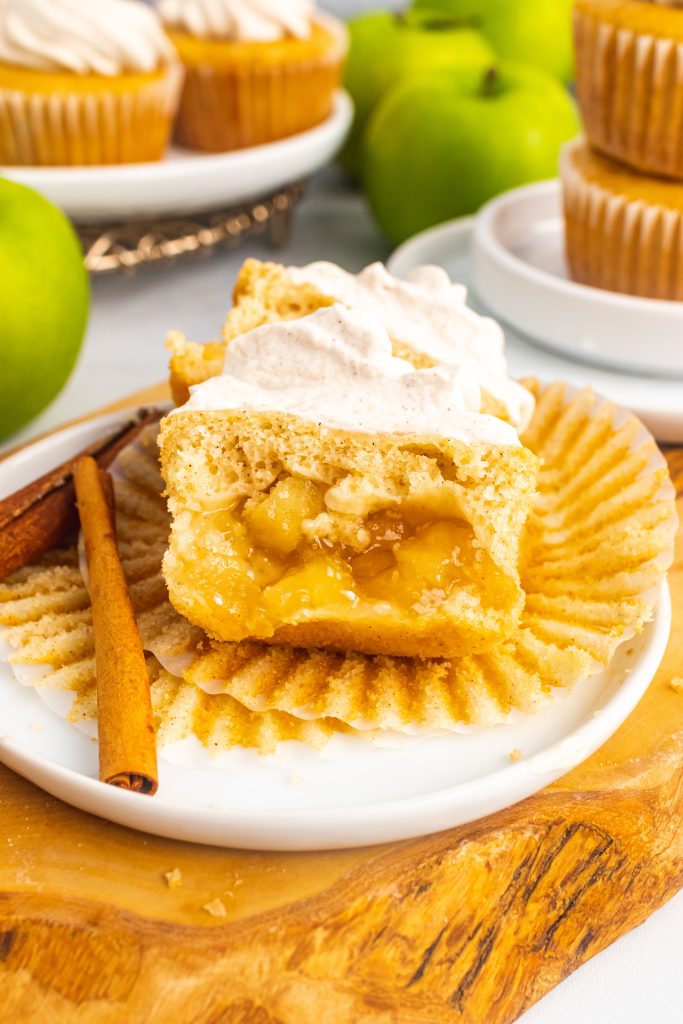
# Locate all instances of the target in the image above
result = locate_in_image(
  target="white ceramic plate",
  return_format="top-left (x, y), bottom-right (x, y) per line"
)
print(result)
top-left (389, 213), bottom-right (683, 443)
top-left (472, 180), bottom-right (683, 377)
top-left (1, 92), bottom-right (353, 222)
top-left (0, 414), bottom-right (671, 850)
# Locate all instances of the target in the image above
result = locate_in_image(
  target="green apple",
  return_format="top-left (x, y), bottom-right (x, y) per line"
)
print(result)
top-left (363, 62), bottom-right (580, 245)
top-left (412, 0), bottom-right (574, 83)
top-left (0, 179), bottom-right (89, 440)
top-left (341, 10), bottom-right (495, 178)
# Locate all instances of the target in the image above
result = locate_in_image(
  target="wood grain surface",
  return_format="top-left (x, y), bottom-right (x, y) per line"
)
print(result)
top-left (1, 388), bottom-right (682, 1024)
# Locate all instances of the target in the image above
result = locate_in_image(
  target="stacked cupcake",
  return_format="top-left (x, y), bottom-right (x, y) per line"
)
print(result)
top-left (562, 0), bottom-right (683, 300)
top-left (0, 0), bottom-right (346, 166)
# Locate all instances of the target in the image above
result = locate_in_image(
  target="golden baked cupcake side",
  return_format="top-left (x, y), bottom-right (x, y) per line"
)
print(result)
top-left (166, 330), bottom-right (226, 407)
top-left (160, 305), bottom-right (539, 661)
top-left (0, 0), bottom-right (182, 166)
top-left (158, 0), bottom-right (347, 152)
top-left (574, 0), bottom-right (683, 178)
top-left (561, 138), bottom-right (683, 299)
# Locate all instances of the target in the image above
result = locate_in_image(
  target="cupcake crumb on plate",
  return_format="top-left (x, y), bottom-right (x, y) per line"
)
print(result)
top-left (164, 868), bottom-right (183, 889)
top-left (203, 897), bottom-right (227, 918)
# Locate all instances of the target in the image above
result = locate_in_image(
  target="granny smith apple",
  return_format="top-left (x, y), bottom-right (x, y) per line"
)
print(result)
top-left (363, 62), bottom-right (580, 245)
top-left (341, 10), bottom-right (495, 178)
top-left (412, 0), bottom-right (574, 83)
top-left (0, 179), bottom-right (89, 440)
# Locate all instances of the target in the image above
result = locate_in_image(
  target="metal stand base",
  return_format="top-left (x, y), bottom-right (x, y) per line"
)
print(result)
top-left (78, 182), bottom-right (305, 274)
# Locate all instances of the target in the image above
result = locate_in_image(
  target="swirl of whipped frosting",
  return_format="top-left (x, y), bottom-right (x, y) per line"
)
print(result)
top-left (288, 262), bottom-right (534, 434)
top-left (178, 304), bottom-right (521, 448)
top-left (158, 0), bottom-right (315, 42)
top-left (0, 0), bottom-right (177, 76)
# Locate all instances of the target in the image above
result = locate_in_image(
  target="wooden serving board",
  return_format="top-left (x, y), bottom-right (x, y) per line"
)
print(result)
top-left (1, 388), bottom-right (682, 1024)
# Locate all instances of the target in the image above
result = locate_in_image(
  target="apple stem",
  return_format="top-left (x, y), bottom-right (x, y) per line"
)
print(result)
top-left (481, 67), bottom-right (499, 98)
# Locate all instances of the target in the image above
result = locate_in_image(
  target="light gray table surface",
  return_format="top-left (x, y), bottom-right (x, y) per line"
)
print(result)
top-left (2, 165), bottom-right (682, 1024)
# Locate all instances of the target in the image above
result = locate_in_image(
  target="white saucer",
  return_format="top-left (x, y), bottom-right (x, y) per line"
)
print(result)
top-left (473, 179), bottom-right (683, 377)
top-left (0, 414), bottom-right (671, 851)
top-left (389, 213), bottom-right (683, 443)
top-left (1, 91), bottom-right (353, 223)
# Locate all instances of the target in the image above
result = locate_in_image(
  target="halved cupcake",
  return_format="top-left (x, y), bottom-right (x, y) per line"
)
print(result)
top-left (160, 305), bottom-right (539, 660)
top-left (0, 0), bottom-right (182, 166)
top-left (158, 0), bottom-right (347, 152)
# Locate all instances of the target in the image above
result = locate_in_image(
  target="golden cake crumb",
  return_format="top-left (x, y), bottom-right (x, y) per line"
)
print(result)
top-left (508, 748), bottom-right (523, 764)
top-left (670, 677), bottom-right (683, 695)
top-left (203, 897), bottom-right (227, 918)
top-left (164, 868), bottom-right (183, 889)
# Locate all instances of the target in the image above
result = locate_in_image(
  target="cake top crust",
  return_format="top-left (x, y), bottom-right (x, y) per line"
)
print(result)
top-left (575, 0), bottom-right (683, 40)
top-left (562, 138), bottom-right (683, 206)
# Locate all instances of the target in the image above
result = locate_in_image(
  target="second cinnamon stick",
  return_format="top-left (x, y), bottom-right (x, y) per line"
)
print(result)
top-left (0, 407), bottom-right (161, 581)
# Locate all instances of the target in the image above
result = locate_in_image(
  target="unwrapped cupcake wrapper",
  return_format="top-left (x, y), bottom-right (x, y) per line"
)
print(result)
top-left (561, 143), bottom-right (683, 300)
top-left (173, 18), bottom-right (347, 152)
top-left (0, 389), bottom-right (675, 750)
top-left (0, 64), bottom-right (182, 166)
top-left (574, 7), bottom-right (683, 179)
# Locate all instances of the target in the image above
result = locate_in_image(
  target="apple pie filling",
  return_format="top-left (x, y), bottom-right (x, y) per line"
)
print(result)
top-left (177, 474), bottom-right (512, 650)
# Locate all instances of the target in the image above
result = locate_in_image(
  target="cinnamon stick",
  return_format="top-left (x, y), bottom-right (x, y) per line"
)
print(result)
top-left (74, 456), bottom-right (158, 795)
top-left (0, 407), bottom-right (161, 580)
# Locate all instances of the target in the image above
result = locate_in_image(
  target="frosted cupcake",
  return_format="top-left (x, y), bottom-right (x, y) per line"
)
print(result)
top-left (562, 138), bottom-right (683, 300)
top-left (158, 0), bottom-right (347, 152)
top-left (0, 0), bottom-right (182, 166)
top-left (574, 0), bottom-right (683, 178)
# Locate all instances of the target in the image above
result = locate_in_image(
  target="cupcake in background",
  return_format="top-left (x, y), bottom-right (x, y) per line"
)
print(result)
top-left (0, 0), bottom-right (182, 166)
top-left (561, 138), bottom-right (683, 301)
top-left (574, 0), bottom-right (683, 179)
top-left (158, 0), bottom-right (347, 152)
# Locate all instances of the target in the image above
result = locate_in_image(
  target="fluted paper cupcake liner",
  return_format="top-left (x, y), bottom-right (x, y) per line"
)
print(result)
top-left (0, 389), bottom-right (675, 745)
top-left (574, 5), bottom-right (683, 179)
top-left (170, 17), bottom-right (346, 152)
top-left (0, 64), bottom-right (182, 166)
top-left (561, 141), bottom-right (683, 300)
